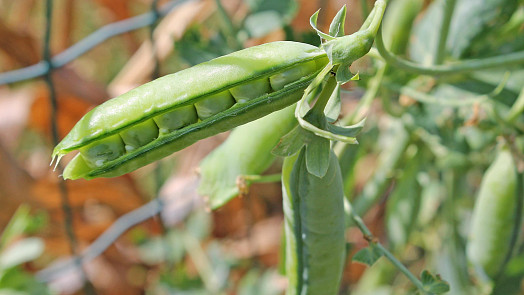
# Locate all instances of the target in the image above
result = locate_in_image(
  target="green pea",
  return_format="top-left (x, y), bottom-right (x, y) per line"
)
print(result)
top-left (120, 119), bottom-right (159, 151)
top-left (153, 105), bottom-right (198, 135)
top-left (229, 77), bottom-right (271, 103)
top-left (79, 134), bottom-right (125, 168)
top-left (270, 61), bottom-right (317, 91)
top-left (194, 90), bottom-right (236, 120)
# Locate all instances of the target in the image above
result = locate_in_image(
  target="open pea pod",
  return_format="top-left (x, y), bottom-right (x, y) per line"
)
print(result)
top-left (53, 41), bottom-right (329, 179)
top-left (53, 0), bottom-right (386, 180)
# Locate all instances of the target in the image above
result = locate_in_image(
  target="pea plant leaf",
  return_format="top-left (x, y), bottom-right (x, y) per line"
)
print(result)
top-left (324, 84), bottom-right (341, 122)
top-left (335, 63), bottom-right (354, 84)
top-left (421, 270), bottom-right (451, 294)
top-left (272, 125), bottom-right (309, 157)
top-left (446, 0), bottom-right (518, 58)
top-left (296, 92), bottom-right (361, 144)
top-left (326, 119), bottom-right (365, 138)
top-left (329, 5), bottom-right (347, 37)
top-left (305, 136), bottom-right (331, 178)
top-left (309, 10), bottom-right (336, 41)
top-left (352, 244), bottom-right (383, 266)
top-left (409, 0), bottom-right (517, 63)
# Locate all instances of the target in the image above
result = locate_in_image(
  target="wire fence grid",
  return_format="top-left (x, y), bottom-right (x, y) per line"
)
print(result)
top-left (0, 0), bottom-right (198, 289)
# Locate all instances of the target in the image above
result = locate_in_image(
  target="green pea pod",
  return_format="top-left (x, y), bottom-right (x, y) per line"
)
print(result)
top-left (198, 104), bottom-right (297, 209)
top-left (467, 145), bottom-right (519, 280)
top-left (52, 41), bottom-right (328, 180)
top-left (282, 148), bottom-right (346, 295)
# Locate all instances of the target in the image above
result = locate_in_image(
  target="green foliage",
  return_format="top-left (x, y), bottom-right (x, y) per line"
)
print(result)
top-left (421, 270), bottom-right (451, 294)
top-left (0, 206), bottom-right (50, 295)
top-left (18, 0), bottom-right (524, 293)
top-left (353, 246), bottom-right (383, 266)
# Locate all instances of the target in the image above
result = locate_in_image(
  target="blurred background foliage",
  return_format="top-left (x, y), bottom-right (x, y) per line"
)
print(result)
top-left (0, 0), bottom-right (522, 294)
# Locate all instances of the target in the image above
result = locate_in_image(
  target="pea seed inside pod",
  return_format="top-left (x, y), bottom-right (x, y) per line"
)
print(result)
top-left (194, 90), bottom-right (236, 120)
top-left (269, 60), bottom-right (318, 91)
top-left (119, 119), bottom-right (159, 151)
top-left (229, 77), bottom-right (271, 103)
top-left (153, 105), bottom-right (198, 135)
top-left (79, 134), bottom-right (125, 168)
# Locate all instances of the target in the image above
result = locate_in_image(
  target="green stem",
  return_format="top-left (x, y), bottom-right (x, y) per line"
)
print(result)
top-left (360, 0), bottom-right (370, 20)
top-left (343, 64), bottom-right (386, 125)
top-left (182, 232), bottom-right (221, 294)
top-left (347, 202), bottom-right (429, 294)
top-left (310, 74), bottom-right (338, 116)
top-left (507, 88), bottom-right (524, 123)
top-left (375, 25), bottom-right (524, 75)
top-left (242, 173), bottom-right (282, 184)
top-left (350, 121), bottom-right (410, 217)
top-left (434, 0), bottom-right (456, 65)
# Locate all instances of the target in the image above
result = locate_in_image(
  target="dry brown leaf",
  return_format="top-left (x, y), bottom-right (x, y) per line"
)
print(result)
top-left (28, 85), bottom-right (93, 140)
top-left (0, 19), bottom-right (39, 67)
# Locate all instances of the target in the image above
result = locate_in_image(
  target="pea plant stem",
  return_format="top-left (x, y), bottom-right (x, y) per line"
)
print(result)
top-left (347, 202), bottom-right (430, 295)
top-left (311, 72), bottom-right (338, 117)
top-left (342, 64), bottom-right (386, 125)
top-left (375, 25), bottom-right (524, 75)
top-left (434, 0), bottom-right (456, 65)
top-left (360, 0), bottom-right (370, 19)
top-left (350, 122), bottom-right (410, 217)
top-left (241, 173), bottom-right (282, 184)
top-left (443, 170), bottom-right (472, 288)
top-left (507, 88), bottom-right (524, 123)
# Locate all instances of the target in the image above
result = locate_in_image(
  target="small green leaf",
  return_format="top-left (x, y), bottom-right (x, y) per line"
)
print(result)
top-left (305, 136), bottom-right (331, 178)
top-left (310, 10), bottom-right (335, 41)
top-left (272, 125), bottom-right (308, 157)
top-left (325, 84), bottom-right (341, 122)
top-left (352, 245), bottom-right (383, 266)
top-left (336, 63), bottom-right (354, 84)
top-left (326, 118), bottom-right (365, 138)
top-left (350, 72), bottom-right (360, 81)
top-left (421, 270), bottom-right (450, 294)
top-left (329, 5), bottom-right (347, 37)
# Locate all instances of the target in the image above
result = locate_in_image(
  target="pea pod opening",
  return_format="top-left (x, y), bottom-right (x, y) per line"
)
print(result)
top-left (53, 41), bottom-right (329, 179)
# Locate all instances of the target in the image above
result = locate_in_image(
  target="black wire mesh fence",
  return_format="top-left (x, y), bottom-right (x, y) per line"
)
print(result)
top-left (0, 0), bottom-right (197, 291)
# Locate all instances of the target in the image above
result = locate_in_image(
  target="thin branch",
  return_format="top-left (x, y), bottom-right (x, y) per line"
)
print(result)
top-left (434, 0), bottom-right (456, 65)
top-left (346, 200), bottom-right (429, 294)
top-left (375, 25), bottom-right (524, 75)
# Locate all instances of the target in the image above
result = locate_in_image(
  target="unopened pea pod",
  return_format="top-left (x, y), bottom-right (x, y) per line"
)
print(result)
top-left (283, 148), bottom-right (346, 295)
top-left (52, 41), bottom-right (329, 180)
top-left (467, 146), bottom-right (519, 280)
top-left (198, 104), bottom-right (298, 209)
